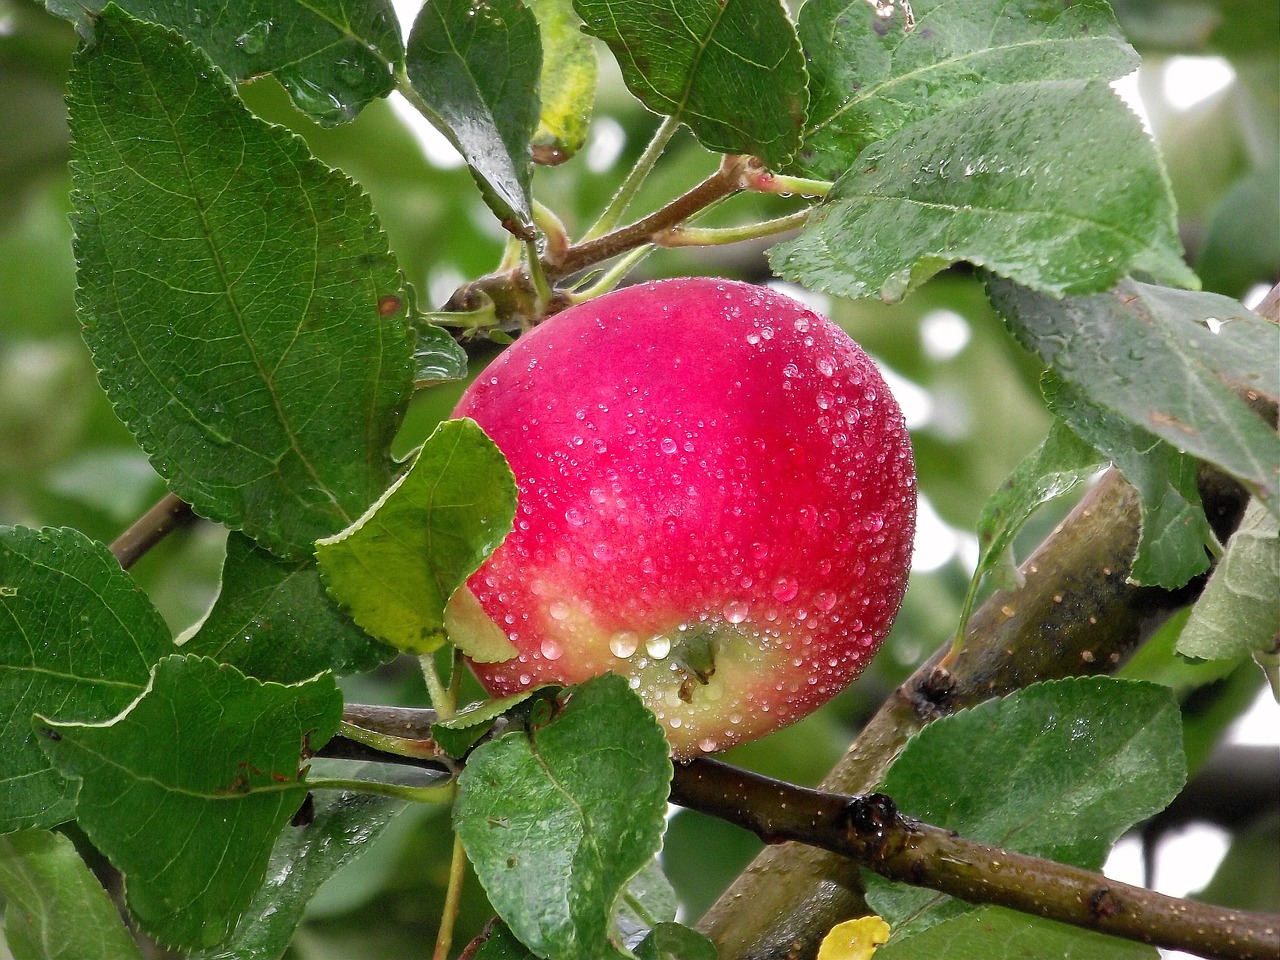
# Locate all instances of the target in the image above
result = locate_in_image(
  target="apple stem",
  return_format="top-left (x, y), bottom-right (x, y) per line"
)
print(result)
top-left (433, 834), bottom-right (470, 960)
top-left (580, 114), bottom-right (682, 243)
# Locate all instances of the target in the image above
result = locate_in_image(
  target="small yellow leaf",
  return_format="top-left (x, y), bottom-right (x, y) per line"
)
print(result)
top-left (816, 915), bottom-right (892, 960)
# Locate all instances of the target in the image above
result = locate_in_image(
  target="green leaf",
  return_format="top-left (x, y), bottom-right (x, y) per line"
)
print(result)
top-left (455, 675), bottom-right (673, 960)
top-left (1043, 376), bottom-right (1212, 588)
top-left (316, 418), bottom-right (517, 655)
top-left (614, 858), bottom-right (678, 947)
top-left (530, 0), bottom-right (598, 164)
top-left (572, 0), bottom-right (809, 169)
top-left (46, 0), bottom-right (402, 125)
top-left (794, 0), bottom-right (1137, 179)
top-left (1178, 498), bottom-right (1280, 661)
top-left (178, 532), bottom-right (395, 684)
top-left (406, 0), bottom-right (542, 236)
top-left (431, 689), bottom-right (545, 758)
top-left (70, 7), bottom-right (413, 561)
top-left (771, 80), bottom-right (1196, 302)
top-left (414, 323), bottom-right (471, 387)
top-left (37, 655), bottom-right (343, 951)
top-left (865, 677), bottom-right (1184, 938)
top-left (0, 526), bottom-right (171, 833)
top-left (0, 829), bottom-right (145, 960)
top-left (988, 278), bottom-right (1280, 512)
top-left (875, 906), bottom-right (1155, 960)
top-left (472, 921), bottom-right (540, 959)
top-left (634, 922), bottom-right (718, 960)
top-left (188, 767), bottom-right (411, 960)
top-left (963, 419), bottom-right (1105, 619)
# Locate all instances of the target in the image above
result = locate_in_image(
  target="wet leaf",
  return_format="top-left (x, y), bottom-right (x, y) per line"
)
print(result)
top-left (772, 81), bottom-right (1196, 301)
top-left (795, 0), bottom-right (1136, 179)
top-left (45, 0), bottom-right (402, 125)
top-left (865, 677), bottom-right (1184, 939)
top-left (316, 418), bottom-right (517, 655)
top-left (634, 922), bottom-right (718, 960)
top-left (1043, 376), bottom-right (1212, 588)
top-left (530, 0), bottom-right (598, 164)
top-left (963, 419), bottom-right (1105, 627)
top-left (70, 8), bottom-right (413, 560)
top-left (0, 526), bottom-right (171, 833)
top-left (455, 675), bottom-right (672, 960)
top-left (874, 907), bottom-right (1154, 959)
top-left (0, 829), bottom-right (144, 960)
top-left (188, 765), bottom-right (414, 960)
top-left (179, 531), bottom-right (396, 684)
top-left (38, 655), bottom-right (342, 950)
top-left (573, 0), bottom-right (808, 168)
top-left (406, 0), bottom-right (541, 235)
top-left (989, 278), bottom-right (1280, 513)
top-left (414, 323), bottom-right (471, 386)
top-left (1178, 498), bottom-right (1280, 662)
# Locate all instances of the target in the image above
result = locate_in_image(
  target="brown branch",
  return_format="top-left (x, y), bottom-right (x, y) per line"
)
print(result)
top-left (699, 466), bottom-right (1252, 959)
top-left (672, 759), bottom-right (1280, 960)
top-left (108, 492), bottom-right (194, 570)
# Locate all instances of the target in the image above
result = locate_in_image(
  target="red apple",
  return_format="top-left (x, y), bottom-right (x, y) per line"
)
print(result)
top-left (448, 278), bottom-right (915, 758)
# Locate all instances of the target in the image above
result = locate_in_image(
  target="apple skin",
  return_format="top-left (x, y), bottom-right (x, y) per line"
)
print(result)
top-left (450, 278), bottom-right (916, 759)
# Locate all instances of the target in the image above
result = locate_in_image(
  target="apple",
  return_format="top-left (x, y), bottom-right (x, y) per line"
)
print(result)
top-left (448, 278), bottom-right (915, 759)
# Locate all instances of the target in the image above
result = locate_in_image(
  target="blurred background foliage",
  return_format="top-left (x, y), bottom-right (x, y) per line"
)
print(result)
top-left (0, 0), bottom-right (1275, 955)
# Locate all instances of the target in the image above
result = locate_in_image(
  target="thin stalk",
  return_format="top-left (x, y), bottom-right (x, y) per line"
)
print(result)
top-left (658, 209), bottom-right (812, 248)
top-left (526, 239), bottom-right (553, 314)
top-left (308, 777), bottom-right (454, 804)
top-left (581, 115), bottom-right (681, 242)
top-left (421, 654), bottom-right (455, 720)
top-left (337, 720), bottom-right (441, 761)
top-left (566, 246), bottom-right (656, 303)
top-left (434, 834), bottom-right (470, 960)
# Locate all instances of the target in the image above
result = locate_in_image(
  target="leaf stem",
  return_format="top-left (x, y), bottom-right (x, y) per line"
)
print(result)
top-left (434, 833), bottom-right (470, 960)
top-left (337, 720), bottom-right (442, 761)
top-left (421, 655), bottom-right (455, 720)
top-left (658, 209), bottom-right (812, 248)
top-left (581, 115), bottom-right (681, 242)
top-left (308, 777), bottom-right (454, 804)
top-left (565, 246), bottom-right (656, 304)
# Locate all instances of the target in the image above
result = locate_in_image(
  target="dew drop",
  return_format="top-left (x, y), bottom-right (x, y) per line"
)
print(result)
top-left (723, 600), bottom-right (749, 624)
top-left (660, 437), bottom-right (678, 454)
top-left (646, 635), bottom-right (672, 659)
top-left (610, 631), bottom-right (639, 658)
top-left (565, 506), bottom-right (585, 526)
top-left (540, 638), bottom-right (563, 660)
top-left (772, 577), bottom-right (799, 603)
top-left (815, 590), bottom-right (838, 612)
top-left (548, 601), bottom-right (570, 621)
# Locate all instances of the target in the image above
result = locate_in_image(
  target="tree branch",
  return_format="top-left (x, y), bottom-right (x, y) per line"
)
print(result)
top-left (698, 466), bottom-right (1251, 959)
top-left (671, 759), bottom-right (1279, 960)
top-left (108, 492), bottom-right (194, 570)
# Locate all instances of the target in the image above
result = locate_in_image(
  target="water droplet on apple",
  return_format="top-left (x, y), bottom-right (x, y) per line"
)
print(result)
top-left (548, 601), bottom-right (570, 621)
top-left (815, 590), bottom-right (837, 612)
top-left (772, 577), bottom-right (799, 602)
top-left (565, 507), bottom-right (585, 526)
top-left (609, 631), bottom-right (639, 658)
top-left (540, 638), bottom-right (563, 660)
top-left (660, 437), bottom-right (678, 454)
top-left (723, 599), bottom-right (749, 623)
top-left (798, 506), bottom-right (818, 530)
top-left (646, 635), bottom-right (672, 659)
